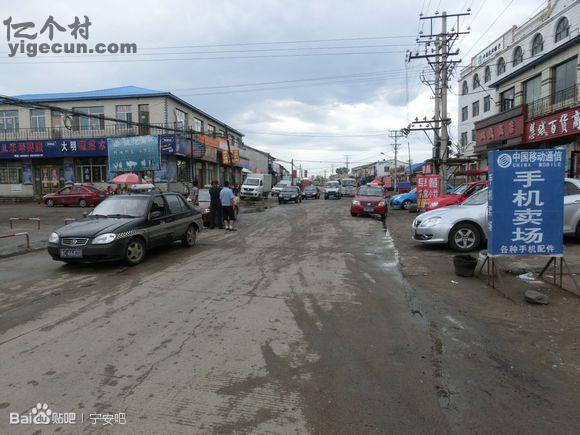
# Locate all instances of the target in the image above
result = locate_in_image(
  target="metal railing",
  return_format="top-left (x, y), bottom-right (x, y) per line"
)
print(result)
top-left (526, 84), bottom-right (579, 120)
top-left (0, 122), bottom-right (193, 142)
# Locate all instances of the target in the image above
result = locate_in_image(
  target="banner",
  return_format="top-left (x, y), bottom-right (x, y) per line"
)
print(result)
top-left (416, 174), bottom-right (440, 211)
top-left (488, 149), bottom-right (565, 256)
top-left (107, 135), bottom-right (160, 172)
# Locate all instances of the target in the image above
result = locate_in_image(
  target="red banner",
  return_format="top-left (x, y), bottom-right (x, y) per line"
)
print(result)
top-left (476, 116), bottom-right (524, 146)
top-left (524, 107), bottom-right (580, 143)
top-left (416, 175), bottom-right (441, 211)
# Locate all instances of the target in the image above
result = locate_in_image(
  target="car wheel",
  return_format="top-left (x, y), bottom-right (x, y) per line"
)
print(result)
top-left (182, 224), bottom-right (197, 247)
top-left (46, 199), bottom-right (55, 207)
top-left (449, 223), bottom-right (481, 252)
top-left (125, 238), bottom-right (146, 266)
top-left (402, 200), bottom-right (411, 210)
top-left (79, 199), bottom-right (87, 208)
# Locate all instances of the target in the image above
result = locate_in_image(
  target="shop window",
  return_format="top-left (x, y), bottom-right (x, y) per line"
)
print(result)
top-left (552, 57), bottom-right (577, 104)
top-left (500, 87), bottom-right (515, 111)
top-left (30, 109), bottom-right (46, 132)
top-left (524, 75), bottom-right (542, 104)
top-left (73, 106), bottom-right (104, 130)
top-left (531, 33), bottom-right (543, 56)
top-left (0, 161), bottom-right (22, 183)
top-left (484, 66), bottom-right (491, 83)
top-left (0, 110), bottom-right (19, 132)
top-left (484, 95), bottom-right (491, 112)
top-left (116, 105), bottom-right (132, 130)
top-left (472, 100), bottom-right (480, 117)
top-left (75, 158), bottom-right (107, 183)
top-left (555, 17), bottom-right (569, 43)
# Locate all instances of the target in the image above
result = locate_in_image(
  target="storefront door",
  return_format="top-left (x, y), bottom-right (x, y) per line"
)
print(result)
top-left (36, 165), bottom-right (63, 194)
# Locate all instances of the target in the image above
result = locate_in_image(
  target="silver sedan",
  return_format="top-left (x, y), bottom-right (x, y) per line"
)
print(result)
top-left (412, 179), bottom-right (580, 252)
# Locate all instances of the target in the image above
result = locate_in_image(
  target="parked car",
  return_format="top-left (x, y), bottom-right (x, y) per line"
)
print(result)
top-left (412, 179), bottom-right (580, 252)
top-left (424, 180), bottom-right (488, 211)
top-left (43, 185), bottom-right (107, 208)
top-left (303, 185), bottom-right (320, 199)
top-left (390, 185), bottom-right (455, 210)
top-left (324, 181), bottom-right (342, 200)
top-left (271, 180), bottom-right (292, 197)
top-left (351, 185), bottom-right (388, 219)
top-left (197, 188), bottom-right (238, 227)
top-left (278, 186), bottom-right (302, 204)
top-left (47, 192), bottom-right (203, 265)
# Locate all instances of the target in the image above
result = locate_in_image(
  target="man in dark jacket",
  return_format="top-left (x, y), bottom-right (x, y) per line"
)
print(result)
top-left (209, 180), bottom-right (223, 229)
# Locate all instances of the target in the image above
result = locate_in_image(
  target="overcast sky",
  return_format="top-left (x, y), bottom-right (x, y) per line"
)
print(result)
top-left (3, 0), bottom-right (547, 175)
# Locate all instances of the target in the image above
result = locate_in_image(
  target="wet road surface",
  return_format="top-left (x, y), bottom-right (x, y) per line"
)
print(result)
top-left (0, 198), bottom-right (577, 433)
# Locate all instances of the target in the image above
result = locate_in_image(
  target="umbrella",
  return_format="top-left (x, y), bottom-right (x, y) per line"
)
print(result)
top-left (370, 178), bottom-right (384, 185)
top-left (111, 173), bottom-right (142, 184)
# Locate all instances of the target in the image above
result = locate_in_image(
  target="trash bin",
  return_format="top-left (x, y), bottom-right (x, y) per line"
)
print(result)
top-left (453, 255), bottom-right (478, 277)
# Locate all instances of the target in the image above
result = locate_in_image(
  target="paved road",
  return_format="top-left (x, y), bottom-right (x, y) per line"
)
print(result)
top-left (0, 198), bottom-right (577, 433)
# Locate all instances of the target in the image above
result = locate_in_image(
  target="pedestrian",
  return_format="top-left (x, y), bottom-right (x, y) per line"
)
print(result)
top-left (220, 181), bottom-right (237, 231)
top-left (190, 180), bottom-right (199, 204)
top-left (209, 180), bottom-right (223, 229)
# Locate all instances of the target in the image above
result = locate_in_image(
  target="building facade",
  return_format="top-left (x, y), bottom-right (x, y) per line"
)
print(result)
top-left (0, 86), bottom-right (245, 197)
top-left (458, 0), bottom-right (579, 175)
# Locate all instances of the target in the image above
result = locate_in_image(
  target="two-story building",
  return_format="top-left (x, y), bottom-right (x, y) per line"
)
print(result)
top-left (0, 86), bottom-right (245, 198)
top-left (459, 0), bottom-right (579, 177)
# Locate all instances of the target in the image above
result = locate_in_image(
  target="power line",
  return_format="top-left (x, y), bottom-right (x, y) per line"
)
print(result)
top-left (462, 0), bottom-right (516, 57)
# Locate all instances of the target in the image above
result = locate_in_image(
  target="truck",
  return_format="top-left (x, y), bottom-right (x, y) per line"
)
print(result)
top-left (340, 178), bottom-right (357, 196)
top-left (240, 173), bottom-right (272, 200)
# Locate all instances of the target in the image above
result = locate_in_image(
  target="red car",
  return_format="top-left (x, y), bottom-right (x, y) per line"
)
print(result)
top-left (197, 188), bottom-right (239, 227)
top-left (43, 185), bottom-right (107, 207)
top-left (350, 185), bottom-right (388, 219)
top-left (424, 180), bottom-right (488, 211)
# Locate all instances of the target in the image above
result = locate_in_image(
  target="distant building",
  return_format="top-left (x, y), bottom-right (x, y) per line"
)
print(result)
top-left (0, 86), bottom-right (244, 197)
top-left (458, 0), bottom-right (579, 177)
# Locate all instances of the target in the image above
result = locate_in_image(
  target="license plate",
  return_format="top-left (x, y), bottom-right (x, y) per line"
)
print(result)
top-left (364, 207), bottom-right (374, 212)
top-left (60, 248), bottom-right (83, 258)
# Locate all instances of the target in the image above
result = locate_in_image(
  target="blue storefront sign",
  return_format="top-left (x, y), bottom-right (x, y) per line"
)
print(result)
top-left (488, 149), bottom-right (566, 256)
top-left (107, 135), bottom-right (161, 172)
top-left (0, 137), bottom-right (108, 159)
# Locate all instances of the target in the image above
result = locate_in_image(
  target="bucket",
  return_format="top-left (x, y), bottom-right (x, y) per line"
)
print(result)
top-left (453, 255), bottom-right (478, 277)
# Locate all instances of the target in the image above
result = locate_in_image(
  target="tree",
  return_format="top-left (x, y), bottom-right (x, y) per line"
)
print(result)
top-left (335, 167), bottom-right (349, 175)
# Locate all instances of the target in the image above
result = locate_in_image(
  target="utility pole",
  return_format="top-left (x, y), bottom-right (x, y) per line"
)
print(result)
top-left (407, 9), bottom-right (470, 195)
top-left (389, 130), bottom-right (404, 192)
top-left (345, 155), bottom-right (350, 172)
top-left (291, 159), bottom-right (295, 185)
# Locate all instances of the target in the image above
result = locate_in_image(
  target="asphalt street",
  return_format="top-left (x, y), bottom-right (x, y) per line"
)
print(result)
top-left (0, 198), bottom-right (578, 434)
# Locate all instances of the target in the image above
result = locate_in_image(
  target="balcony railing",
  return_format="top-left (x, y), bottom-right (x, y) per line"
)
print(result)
top-left (0, 122), bottom-right (194, 142)
top-left (526, 83), bottom-right (579, 121)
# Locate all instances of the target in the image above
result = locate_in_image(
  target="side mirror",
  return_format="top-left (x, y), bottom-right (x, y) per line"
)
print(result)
top-left (150, 210), bottom-right (162, 219)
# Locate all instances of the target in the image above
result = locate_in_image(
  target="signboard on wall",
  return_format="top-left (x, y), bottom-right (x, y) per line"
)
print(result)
top-left (416, 174), bottom-right (441, 211)
top-left (524, 107), bottom-right (580, 144)
top-left (476, 116), bottom-right (524, 147)
top-left (488, 149), bottom-right (565, 256)
top-left (107, 135), bottom-right (161, 172)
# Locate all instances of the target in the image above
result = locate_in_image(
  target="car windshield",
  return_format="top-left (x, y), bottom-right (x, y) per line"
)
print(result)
top-left (275, 183), bottom-right (288, 188)
top-left (305, 186), bottom-right (317, 191)
top-left (342, 180), bottom-right (356, 186)
top-left (198, 190), bottom-right (210, 202)
top-left (282, 188), bottom-right (298, 193)
top-left (245, 178), bottom-right (260, 186)
top-left (90, 196), bottom-right (149, 218)
top-left (409, 188), bottom-right (416, 194)
top-left (462, 189), bottom-right (488, 206)
top-left (326, 182), bottom-right (339, 188)
top-left (357, 187), bottom-right (383, 197)
top-left (452, 184), bottom-right (470, 195)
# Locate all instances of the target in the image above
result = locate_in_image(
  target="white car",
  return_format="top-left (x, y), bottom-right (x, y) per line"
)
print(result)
top-left (412, 179), bottom-right (580, 252)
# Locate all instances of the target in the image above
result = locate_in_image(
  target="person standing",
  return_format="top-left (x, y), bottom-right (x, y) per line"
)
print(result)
top-left (209, 180), bottom-right (223, 229)
top-left (220, 181), bottom-right (237, 231)
top-left (190, 180), bottom-right (199, 204)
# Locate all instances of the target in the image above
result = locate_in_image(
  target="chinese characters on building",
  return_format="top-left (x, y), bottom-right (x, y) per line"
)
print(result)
top-left (416, 174), bottom-right (440, 211)
top-left (526, 108), bottom-right (580, 143)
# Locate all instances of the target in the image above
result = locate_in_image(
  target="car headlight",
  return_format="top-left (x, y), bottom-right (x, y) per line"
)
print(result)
top-left (352, 200), bottom-right (360, 205)
top-left (419, 217), bottom-right (442, 228)
top-left (204, 208), bottom-right (211, 213)
top-left (92, 233), bottom-right (117, 244)
top-left (48, 232), bottom-right (59, 243)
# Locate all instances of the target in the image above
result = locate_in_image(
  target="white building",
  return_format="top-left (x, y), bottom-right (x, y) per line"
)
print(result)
top-left (457, 0), bottom-right (579, 167)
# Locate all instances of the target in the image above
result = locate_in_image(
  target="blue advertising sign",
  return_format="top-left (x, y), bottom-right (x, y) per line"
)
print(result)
top-left (488, 149), bottom-right (566, 256)
top-left (0, 137), bottom-right (108, 159)
top-left (107, 135), bottom-right (160, 172)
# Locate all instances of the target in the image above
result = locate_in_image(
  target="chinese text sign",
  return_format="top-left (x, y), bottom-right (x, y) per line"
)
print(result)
top-left (488, 149), bottom-right (565, 256)
top-left (107, 135), bottom-right (160, 172)
top-left (416, 175), bottom-right (440, 211)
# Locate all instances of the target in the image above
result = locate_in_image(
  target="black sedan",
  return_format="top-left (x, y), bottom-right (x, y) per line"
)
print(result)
top-left (47, 192), bottom-right (203, 265)
top-left (303, 186), bottom-right (320, 199)
top-left (278, 186), bottom-right (302, 204)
